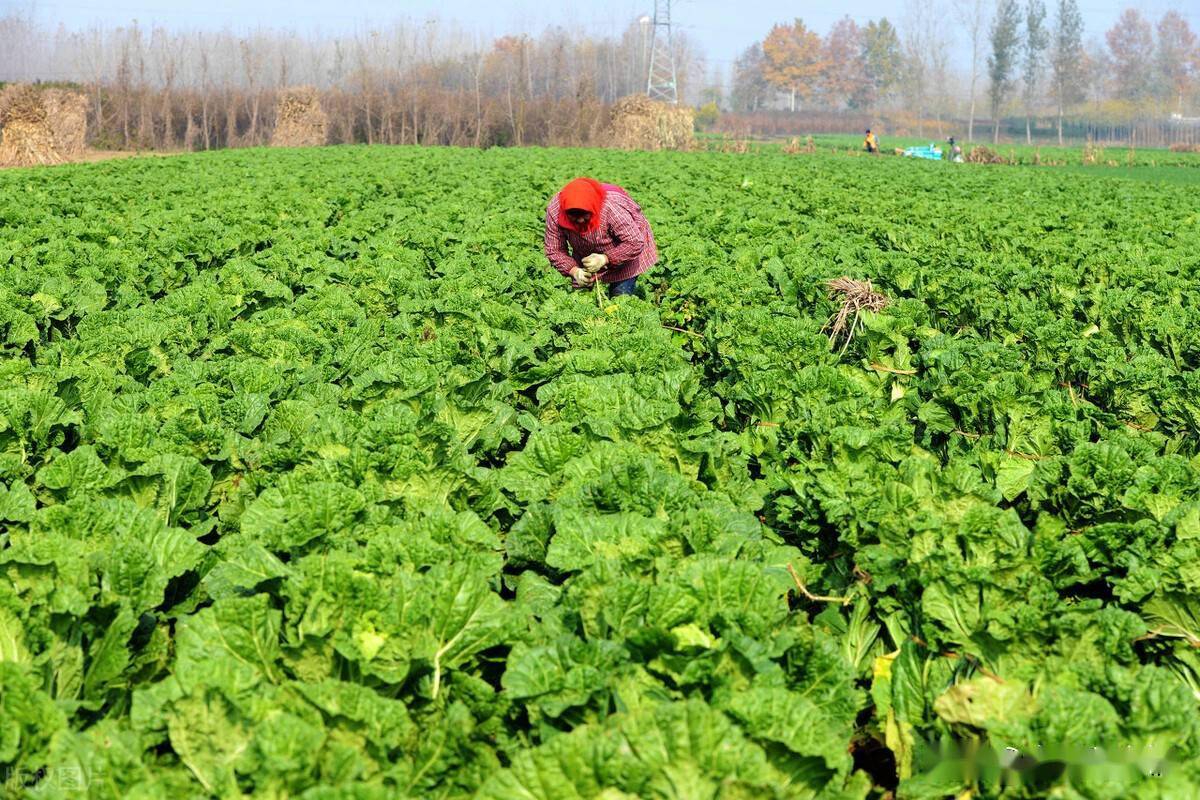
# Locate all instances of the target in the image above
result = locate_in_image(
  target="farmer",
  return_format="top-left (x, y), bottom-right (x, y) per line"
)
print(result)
top-left (864, 129), bottom-right (879, 153)
top-left (947, 136), bottom-right (964, 163)
top-left (544, 177), bottom-right (657, 297)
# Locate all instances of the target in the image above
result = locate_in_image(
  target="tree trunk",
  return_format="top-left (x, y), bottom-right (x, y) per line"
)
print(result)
top-left (365, 90), bottom-right (374, 145)
top-left (1057, 99), bottom-right (1063, 146)
top-left (968, 93), bottom-right (976, 141)
top-left (94, 83), bottom-right (103, 137)
top-left (789, 88), bottom-right (795, 112)
top-left (474, 58), bottom-right (483, 148)
top-left (249, 93), bottom-right (259, 145)
top-left (506, 85), bottom-right (517, 145)
top-left (225, 97), bottom-right (238, 148)
top-left (122, 91), bottom-right (130, 149)
top-left (138, 88), bottom-right (152, 149)
top-left (384, 91), bottom-right (395, 144)
top-left (184, 97), bottom-right (197, 151)
top-left (201, 94), bottom-right (210, 150)
top-left (162, 90), bottom-right (173, 149)
top-left (1025, 114), bottom-right (1031, 145)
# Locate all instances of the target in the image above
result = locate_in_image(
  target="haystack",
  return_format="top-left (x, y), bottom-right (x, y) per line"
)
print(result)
top-left (0, 85), bottom-right (89, 167)
top-left (271, 86), bottom-right (328, 148)
top-left (43, 90), bottom-right (89, 157)
top-left (608, 95), bottom-right (693, 152)
top-left (966, 145), bottom-right (1008, 165)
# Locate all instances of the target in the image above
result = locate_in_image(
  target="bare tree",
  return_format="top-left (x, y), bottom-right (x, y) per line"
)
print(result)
top-left (152, 28), bottom-right (178, 148)
top-left (955, 0), bottom-right (990, 140)
top-left (115, 32), bottom-right (133, 148)
top-left (71, 26), bottom-right (109, 139)
top-left (240, 37), bottom-right (265, 144)
top-left (199, 35), bottom-right (212, 149)
top-left (1082, 37), bottom-right (1110, 113)
top-left (902, 0), bottom-right (955, 137)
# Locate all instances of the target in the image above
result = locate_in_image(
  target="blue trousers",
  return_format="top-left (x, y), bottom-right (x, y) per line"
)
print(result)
top-left (608, 277), bottom-right (638, 297)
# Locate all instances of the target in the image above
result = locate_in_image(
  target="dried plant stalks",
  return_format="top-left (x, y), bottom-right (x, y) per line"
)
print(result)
top-left (0, 84), bottom-right (89, 167)
top-left (43, 90), bottom-right (88, 157)
top-left (966, 145), bottom-right (1009, 165)
top-left (724, 137), bottom-right (749, 154)
top-left (783, 136), bottom-right (816, 155)
top-left (271, 86), bottom-right (328, 148)
top-left (608, 95), bottom-right (693, 152)
top-left (823, 277), bottom-right (889, 353)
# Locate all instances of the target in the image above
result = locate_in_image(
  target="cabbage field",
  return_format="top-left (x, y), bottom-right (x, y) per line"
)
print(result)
top-left (1, 146), bottom-right (1199, 799)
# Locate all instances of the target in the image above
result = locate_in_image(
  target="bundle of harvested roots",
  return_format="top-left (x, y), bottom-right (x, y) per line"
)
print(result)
top-left (823, 277), bottom-right (889, 352)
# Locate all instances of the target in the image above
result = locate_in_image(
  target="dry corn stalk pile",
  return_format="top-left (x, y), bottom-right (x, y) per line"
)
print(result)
top-left (271, 87), bottom-right (328, 148)
top-left (0, 85), bottom-right (88, 167)
top-left (966, 145), bottom-right (1009, 165)
top-left (608, 95), bottom-right (693, 152)
top-left (43, 90), bottom-right (89, 156)
top-left (824, 277), bottom-right (889, 352)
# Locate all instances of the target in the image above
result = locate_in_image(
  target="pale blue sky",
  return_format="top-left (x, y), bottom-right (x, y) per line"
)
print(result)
top-left (15, 0), bottom-right (1200, 71)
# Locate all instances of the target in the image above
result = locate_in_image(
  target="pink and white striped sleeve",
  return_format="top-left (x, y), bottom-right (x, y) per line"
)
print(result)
top-left (602, 202), bottom-right (647, 266)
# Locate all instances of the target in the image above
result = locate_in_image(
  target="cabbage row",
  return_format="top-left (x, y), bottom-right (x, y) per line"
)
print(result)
top-left (1, 146), bottom-right (1199, 799)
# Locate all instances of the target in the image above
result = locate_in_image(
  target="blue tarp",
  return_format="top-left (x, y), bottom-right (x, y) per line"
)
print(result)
top-left (903, 144), bottom-right (943, 160)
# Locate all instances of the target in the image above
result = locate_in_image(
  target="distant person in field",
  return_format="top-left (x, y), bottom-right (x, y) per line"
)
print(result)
top-left (544, 177), bottom-right (658, 298)
top-left (864, 129), bottom-right (879, 153)
top-left (947, 136), bottom-right (964, 162)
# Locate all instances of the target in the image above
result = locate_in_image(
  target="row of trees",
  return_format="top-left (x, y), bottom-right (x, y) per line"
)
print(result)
top-left (729, 4), bottom-right (1199, 143)
top-left (729, 19), bottom-right (905, 114)
top-left (0, 13), bottom-right (704, 150)
top-left (2, 6), bottom-right (1197, 149)
top-left (986, 3), bottom-right (1197, 143)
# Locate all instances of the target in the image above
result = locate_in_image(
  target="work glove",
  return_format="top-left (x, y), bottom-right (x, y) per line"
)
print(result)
top-left (569, 266), bottom-right (595, 289)
top-left (581, 253), bottom-right (609, 273)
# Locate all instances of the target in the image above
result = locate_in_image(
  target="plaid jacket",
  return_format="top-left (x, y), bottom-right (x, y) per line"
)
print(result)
top-left (544, 184), bottom-right (658, 283)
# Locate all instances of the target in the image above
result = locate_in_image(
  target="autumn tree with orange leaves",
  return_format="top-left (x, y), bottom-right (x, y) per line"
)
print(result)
top-left (762, 19), bottom-right (828, 112)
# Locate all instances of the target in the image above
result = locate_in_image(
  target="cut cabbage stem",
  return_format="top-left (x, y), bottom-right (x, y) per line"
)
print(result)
top-left (663, 324), bottom-right (702, 337)
top-left (787, 563), bottom-right (852, 606)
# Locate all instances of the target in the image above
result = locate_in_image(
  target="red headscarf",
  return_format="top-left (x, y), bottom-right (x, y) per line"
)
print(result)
top-left (557, 177), bottom-right (605, 234)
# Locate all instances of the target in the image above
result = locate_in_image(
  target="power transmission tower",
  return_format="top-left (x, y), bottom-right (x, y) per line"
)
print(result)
top-left (646, 0), bottom-right (678, 104)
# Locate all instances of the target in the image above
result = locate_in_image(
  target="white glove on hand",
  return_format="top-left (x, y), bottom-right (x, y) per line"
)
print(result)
top-left (569, 266), bottom-right (595, 289)
top-left (581, 253), bottom-right (609, 273)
